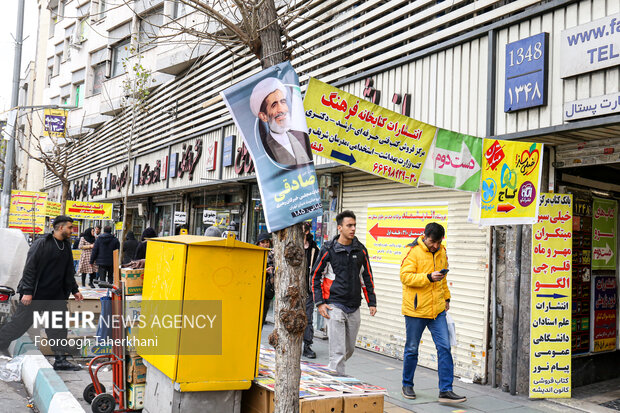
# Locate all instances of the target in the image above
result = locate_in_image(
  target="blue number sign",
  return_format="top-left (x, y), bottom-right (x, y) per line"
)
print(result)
top-left (504, 33), bottom-right (548, 112)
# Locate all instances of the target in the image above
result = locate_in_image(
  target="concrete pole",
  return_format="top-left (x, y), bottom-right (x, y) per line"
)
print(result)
top-left (0, 0), bottom-right (25, 228)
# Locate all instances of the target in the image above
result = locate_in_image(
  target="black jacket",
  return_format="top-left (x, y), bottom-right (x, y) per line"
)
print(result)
top-left (91, 233), bottom-right (120, 266)
top-left (122, 238), bottom-right (139, 264)
top-left (311, 236), bottom-right (377, 308)
top-left (17, 234), bottom-right (79, 299)
top-left (305, 241), bottom-right (320, 295)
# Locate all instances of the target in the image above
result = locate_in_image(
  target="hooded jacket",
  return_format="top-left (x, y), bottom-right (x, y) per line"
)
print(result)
top-left (311, 236), bottom-right (376, 309)
top-left (90, 233), bottom-right (120, 266)
top-left (17, 234), bottom-right (79, 299)
top-left (400, 236), bottom-right (450, 319)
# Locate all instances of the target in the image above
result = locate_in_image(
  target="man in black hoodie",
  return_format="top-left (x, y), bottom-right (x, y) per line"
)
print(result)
top-left (90, 226), bottom-right (120, 284)
top-left (0, 215), bottom-right (83, 370)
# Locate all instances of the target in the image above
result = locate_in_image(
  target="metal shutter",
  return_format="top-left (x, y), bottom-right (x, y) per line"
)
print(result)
top-left (342, 171), bottom-right (490, 381)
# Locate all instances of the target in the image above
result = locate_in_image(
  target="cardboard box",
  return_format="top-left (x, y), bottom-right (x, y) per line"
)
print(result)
top-left (128, 383), bottom-right (145, 409)
top-left (127, 353), bottom-right (147, 384)
top-left (121, 268), bottom-right (144, 295)
top-left (80, 338), bottom-right (112, 358)
top-left (242, 384), bottom-right (383, 413)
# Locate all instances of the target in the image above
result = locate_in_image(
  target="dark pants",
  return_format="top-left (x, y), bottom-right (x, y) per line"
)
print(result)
top-left (81, 272), bottom-right (96, 287)
top-left (261, 295), bottom-right (271, 327)
top-left (0, 299), bottom-right (69, 354)
top-left (98, 265), bottom-right (113, 284)
top-left (303, 293), bottom-right (314, 346)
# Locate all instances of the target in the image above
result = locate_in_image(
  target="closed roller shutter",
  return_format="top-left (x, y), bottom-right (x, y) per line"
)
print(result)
top-left (341, 171), bottom-right (490, 381)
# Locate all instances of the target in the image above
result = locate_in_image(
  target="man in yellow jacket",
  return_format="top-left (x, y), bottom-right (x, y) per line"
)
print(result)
top-left (399, 223), bottom-right (466, 404)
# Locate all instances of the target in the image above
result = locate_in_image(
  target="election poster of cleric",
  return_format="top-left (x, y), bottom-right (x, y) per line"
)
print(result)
top-left (221, 62), bottom-right (322, 232)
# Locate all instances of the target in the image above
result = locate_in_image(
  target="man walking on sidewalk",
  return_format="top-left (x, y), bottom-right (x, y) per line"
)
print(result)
top-left (399, 223), bottom-right (466, 403)
top-left (0, 215), bottom-right (83, 370)
top-left (91, 226), bottom-right (120, 284)
top-left (311, 210), bottom-right (377, 374)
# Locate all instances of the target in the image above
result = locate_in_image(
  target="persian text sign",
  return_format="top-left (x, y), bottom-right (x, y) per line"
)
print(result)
top-left (530, 193), bottom-right (572, 398)
top-left (366, 203), bottom-right (447, 266)
top-left (43, 109), bottom-right (67, 138)
top-left (304, 78), bottom-right (436, 187)
top-left (480, 139), bottom-right (543, 225)
top-left (9, 190), bottom-right (48, 234)
top-left (505, 33), bottom-right (548, 112)
top-left (591, 197), bottom-right (617, 270)
top-left (46, 201), bottom-right (62, 217)
top-left (65, 200), bottom-right (113, 220)
top-left (593, 275), bottom-right (617, 352)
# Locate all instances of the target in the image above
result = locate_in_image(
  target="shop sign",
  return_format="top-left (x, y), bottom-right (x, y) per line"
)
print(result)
top-left (530, 193), bottom-right (572, 398)
top-left (366, 203), bottom-right (448, 266)
top-left (234, 143), bottom-right (255, 175)
top-left (592, 275), bottom-right (617, 352)
top-left (591, 197), bottom-right (617, 270)
top-left (43, 109), bottom-right (67, 138)
top-left (107, 165), bottom-right (129, 194)
top-left (169, 153), bottom-right (178, 178)
top-left (135, 157), bottom-right (164, 187)
top-left (8, 190), bottom-right (47, 234)
top-left (564, 91), bottom-right (620, 121)
top-left (66, 200), bottom-right (113, 220)
top-left (46, 201), bottom-right (62, 217)
top-left (504, 32), bottom-right (548, 112)
top-left (419, 130), bottom-right (482, 192)
top-left (222, 135), bottom-right (235, 167)
top-left (177, 139), bottom-right (202, 180)
top-left (90, 172), bottom-right (104, 198)
top-left (174, 211), bottom-right (187, 225)
top-left (221, 61), bottom-right (323, 232)
top-left (206, 141), bottom-right (217, 171)
top-left (560, 13), bottom-right (620, 78)
top-left (203, 210), bottom-right (217, 225)
top-left (304, 78), bottom-right (436, 187)
top-left (479, 139), bottom-right (544, 225)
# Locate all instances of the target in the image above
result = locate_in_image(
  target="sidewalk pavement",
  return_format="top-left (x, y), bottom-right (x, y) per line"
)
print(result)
top-left (260, 313), bottom-right (579, 413)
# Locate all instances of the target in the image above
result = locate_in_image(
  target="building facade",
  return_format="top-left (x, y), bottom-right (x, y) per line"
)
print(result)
top-left (24, 0), bottom-right (620, 393)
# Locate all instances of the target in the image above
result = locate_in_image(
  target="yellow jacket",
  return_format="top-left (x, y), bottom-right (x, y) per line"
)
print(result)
top-left (400, 236), bottom-right (450, 319)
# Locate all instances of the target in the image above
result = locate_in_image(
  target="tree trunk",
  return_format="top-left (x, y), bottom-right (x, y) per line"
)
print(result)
top-left (269, 224), bottom-right (306, 413)
top-left (60, 179), bottom-right (70, 213)
top-left (256, 2), bottom-right (304, 412)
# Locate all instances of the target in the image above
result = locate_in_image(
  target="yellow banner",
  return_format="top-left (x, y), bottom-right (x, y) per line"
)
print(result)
top-left (8, 190), bottom-right (48, 234)
top-left (366, 204), bottom-right (448, 265)
top-left (530, 193), bottom-right (572, 398)
top-left (46, 201), bottom-right (62, 217)
top-left (72, 250), bottom-right (82, 260)
top-left (66, 200), bottom-right (113, 220)
top-left (480, 139), bottom-right (543, 225)
top-left (115, 221), bottom-right (123, 231)
top-left (304, 78), bottom-right (436, 187)
top-left (43, 109), bottom-right (67, 138)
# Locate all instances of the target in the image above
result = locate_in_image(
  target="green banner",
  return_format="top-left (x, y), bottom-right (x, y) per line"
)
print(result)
top-left (419, 129), bottom-right (482, 192)
top-left (592, 197), bottom-right (617, 270)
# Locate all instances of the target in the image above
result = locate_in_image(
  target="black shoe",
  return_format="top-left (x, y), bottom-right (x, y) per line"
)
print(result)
top-left (89, 283), bottom-right (95, 288)
top-left (402, 386), bottom-right (416, 399)
top-left (302, 345), bottom-right (316, 359)
top-left (438, 391), bottom-right (466, 403)
top-left (53, 357), bottom-right (81, 371)
top-left (0, 346), bottom-right (10, 357)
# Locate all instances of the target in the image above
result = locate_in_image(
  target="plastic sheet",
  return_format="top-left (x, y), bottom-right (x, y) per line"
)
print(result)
top-left (0, 355), bottom-right (24, 382)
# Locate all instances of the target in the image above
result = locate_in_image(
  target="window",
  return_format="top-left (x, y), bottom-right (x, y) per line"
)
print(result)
top-left (61, 95), bottom-right (70, 106)
top-left (91, 63), bottom-right (106, 95)
top-left (74, 83), bottom-right (84, 107)
top-left (47, 58), bottom-right (54, 85)
top-left (77, 18), bottom-right (88, 43)
top-left (111, 39), bottom-right (130, 77)
top-left (53, 52), bottom-right (62, 76)
top-left (49, 7), bottom-right (58, 37)
top-left (63, 38), bottom-right (71, 62)
top-left (92, 0), bottom-right (106, 21)
top-left (139, 9), bottom-right (163, 51)
top-left (173, 0), bottom-right (195, 18)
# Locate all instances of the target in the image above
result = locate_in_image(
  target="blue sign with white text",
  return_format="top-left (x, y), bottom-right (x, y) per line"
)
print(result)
top-left (504, 33), bottom-right (548, 112)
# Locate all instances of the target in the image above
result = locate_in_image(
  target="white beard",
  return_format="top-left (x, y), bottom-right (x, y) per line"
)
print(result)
top-left (268, 112), bottom-right (291, 134)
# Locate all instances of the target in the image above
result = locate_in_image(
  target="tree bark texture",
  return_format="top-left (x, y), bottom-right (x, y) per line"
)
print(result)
top-left (60, 179), bottom-right (70, 212)
top-left (269, 224), bottom-right (307, 413)
top-left (256, 0), bottom-right (286, 69)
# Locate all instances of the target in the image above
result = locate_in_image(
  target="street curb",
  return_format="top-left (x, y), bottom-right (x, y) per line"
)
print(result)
top-left (11, 335), bottom-right (85, 413)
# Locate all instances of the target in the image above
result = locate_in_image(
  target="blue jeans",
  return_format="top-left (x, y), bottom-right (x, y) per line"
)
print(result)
top-left (402, 311), bottom-right (454, 392)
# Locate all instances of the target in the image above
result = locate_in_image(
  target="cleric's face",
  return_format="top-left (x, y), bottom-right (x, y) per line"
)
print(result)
top-left (259, 89), bottom-right (291, 133)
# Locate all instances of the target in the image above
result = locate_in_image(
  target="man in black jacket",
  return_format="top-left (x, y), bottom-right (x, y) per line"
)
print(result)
top-left (91, 226), bottom-right (120, 283)
top-left (311, 210), bottom-right (377, 374)
top-left (0, 215), bottom-right (83, 370)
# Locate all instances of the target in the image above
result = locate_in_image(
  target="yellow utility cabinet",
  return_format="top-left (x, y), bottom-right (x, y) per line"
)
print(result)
top-left (138, 234), bottom-right (267, 391)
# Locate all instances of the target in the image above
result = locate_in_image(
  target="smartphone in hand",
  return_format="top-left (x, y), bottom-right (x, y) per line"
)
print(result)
top-left (440, 269), bottom-right (449, 275)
